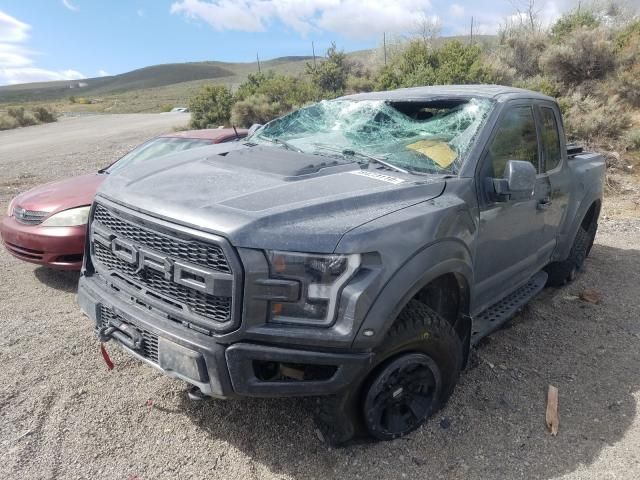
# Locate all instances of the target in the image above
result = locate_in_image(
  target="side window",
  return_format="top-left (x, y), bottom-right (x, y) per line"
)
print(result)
top-left (540, 107), bottom-right (561, 171)
top-left (487, 106), bottom-right (539, 177)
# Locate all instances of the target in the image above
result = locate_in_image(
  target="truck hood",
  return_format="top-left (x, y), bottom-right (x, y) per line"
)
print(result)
top-left (13, 173), bottom-right (105, 215)
top-left (98, 144), bottom-right (446, 252)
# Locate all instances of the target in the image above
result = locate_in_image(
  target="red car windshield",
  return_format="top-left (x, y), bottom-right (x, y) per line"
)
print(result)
top-left (107, 137), bottom-right (212, 173)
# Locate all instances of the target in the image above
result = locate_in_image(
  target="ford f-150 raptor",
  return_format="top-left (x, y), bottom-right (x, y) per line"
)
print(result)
top-left (77, 85), bottom-right (605, 444)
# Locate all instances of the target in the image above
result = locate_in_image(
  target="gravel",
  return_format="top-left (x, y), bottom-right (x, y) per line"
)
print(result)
top-left (1, 115), bottom-right (640, 480)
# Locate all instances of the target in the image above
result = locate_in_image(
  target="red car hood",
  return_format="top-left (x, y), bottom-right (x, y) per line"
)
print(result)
top-left (14, 173), bottom-right (105, 214)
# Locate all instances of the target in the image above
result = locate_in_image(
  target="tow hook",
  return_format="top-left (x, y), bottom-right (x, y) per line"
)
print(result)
top-left (98, 318), bottom-right (144, 351)
top-left (187, 386), bottom-right (208, 401)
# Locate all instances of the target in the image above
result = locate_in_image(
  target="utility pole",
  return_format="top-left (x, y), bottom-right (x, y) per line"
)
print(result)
top-left (383, 32), bottom-right (387, 66)
top-left (256, 52), bottom-right (261, 73)
top-left (312, 41), bottom-right (317, 69)
top-left (470, 16), bottom-right (474, 45)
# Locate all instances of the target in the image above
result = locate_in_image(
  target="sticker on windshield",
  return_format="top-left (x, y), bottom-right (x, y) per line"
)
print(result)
top-left (349, 170), bottom-right (405, 185)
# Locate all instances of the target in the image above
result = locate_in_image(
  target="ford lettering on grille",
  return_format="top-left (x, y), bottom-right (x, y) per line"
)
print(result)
top-left (93, 225), bottom-right (232, 297)
top-left (89, 203), bottom-right (236, 334)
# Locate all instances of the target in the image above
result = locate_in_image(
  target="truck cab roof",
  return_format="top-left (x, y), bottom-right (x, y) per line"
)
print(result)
top-left (341, 84), bottom-right (556, 103)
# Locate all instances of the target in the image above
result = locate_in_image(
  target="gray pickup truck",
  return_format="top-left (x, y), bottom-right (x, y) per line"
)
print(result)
top-left (78, 85), bottom-right (605, 444)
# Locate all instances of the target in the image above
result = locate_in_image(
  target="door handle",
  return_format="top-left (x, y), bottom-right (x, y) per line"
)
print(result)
top-left (537, 198), bottom-right (553, 210)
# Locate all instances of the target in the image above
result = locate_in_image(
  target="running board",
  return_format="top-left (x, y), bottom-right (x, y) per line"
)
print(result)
top-left (471, 271), bottom-right (548, 345)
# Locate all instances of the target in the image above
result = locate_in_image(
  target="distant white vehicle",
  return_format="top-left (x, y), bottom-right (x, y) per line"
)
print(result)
top-left (170, 107), bottom-right (189, 113)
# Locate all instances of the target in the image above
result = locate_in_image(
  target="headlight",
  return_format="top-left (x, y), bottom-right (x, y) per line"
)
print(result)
top-left (265, 251), bottom-right (360, 326)
top-left (41, 206), bottom-right (91, 227)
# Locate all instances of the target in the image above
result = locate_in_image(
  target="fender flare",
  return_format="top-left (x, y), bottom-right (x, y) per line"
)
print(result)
top-left (555, 191), bottom-right (602, 262)
top-left (352, 239), bottom-right (473, 350)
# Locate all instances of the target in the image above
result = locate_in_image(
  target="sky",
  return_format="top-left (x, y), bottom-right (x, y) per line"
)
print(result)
top-left (0, 0), bottom-right (580, 86)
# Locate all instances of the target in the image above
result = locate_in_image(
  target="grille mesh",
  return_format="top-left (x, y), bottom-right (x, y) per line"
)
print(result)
top-left (91, 204), bottom-right (234, 331)
top-left (94, 204), bottom-right (230, 273)
top-left (94, 242), bottom-right (231, 322)
top-left (99, 305), bottom-right (159, 363)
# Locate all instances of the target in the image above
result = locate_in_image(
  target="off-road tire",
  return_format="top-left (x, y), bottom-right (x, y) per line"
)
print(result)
top-left (313, 300), bottom-right (463, 445)
top-left (545, 219), bottom-right (597, 287)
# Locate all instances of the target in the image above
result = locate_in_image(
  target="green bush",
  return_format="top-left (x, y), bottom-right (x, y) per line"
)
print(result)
top-left (551, 10), bottom-right (600, 40)
top-left (613, 26), bottom-right (640, 107)
top-left (374, 39), bottom-right (494, 90)
top-left (614, 19), bottom-right (640, 50)
top-left (0, 113), bottom-right (18, 130)
top-left (188, 84), bottom-right (234, 129)
top-left (541, 27), bottom-right (615, 85)
top-left (623, 129), bottom-right (640, 151)
top-left (346, 74), bottom-right (375, 94)
top-left (514, 75), bottom-right (562, 98)
top-left (7, 107), bottom-right (37, 127)
top-left (493, 28), bottom-right (548, 78)
top-left (563, 94), bottom-right (630, 142)
top-left (32, 106), bottom-right (57, 123)
top-left (230, 94), bottom-right (287, 127)
top-left (235, 71), bottom-right (320, 110)
top-left (159, 104), bottom-right (173, 113)
top-left (306, 43), bottom-right (350, 95)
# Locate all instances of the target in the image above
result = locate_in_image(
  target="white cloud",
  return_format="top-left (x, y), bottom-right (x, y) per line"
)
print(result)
top-left (98, 69), bottom-right (109, 76)
top-left (62, 0), bottom-right (79, 12)
top-left (170, 0), bottom-right (433, 38)
top-left (0, 10), bottom-right (85, 85)
top-left (137, 8), bottom-right (145, 17)
top-left (0, 67), bottom-right (84, 84)
top-left (0, 10), bottom-right (30, 42)
top-left (319, 1), bottom-right (434, 39)
top-left (449, 4), bottom-right (464, 17)
top-left (0, 43), bottom-right (32, 67)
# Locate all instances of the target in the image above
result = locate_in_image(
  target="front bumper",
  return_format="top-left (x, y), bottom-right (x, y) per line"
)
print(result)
top-left (78, 274), bottom-right (372, 398)
top-left (1, 215), bottom-right (85, 270)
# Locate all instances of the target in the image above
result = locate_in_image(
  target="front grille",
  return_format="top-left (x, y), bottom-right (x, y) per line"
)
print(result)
top-left (99, 305), bottom-right (159, 363)
top-left (94, 204), bottom-right (230, 273)
top-left (13, 206), bottom-right (49, 225)
top-left (94, 242), bottom-right (231, 322)
top-left (90, 202), bottom-right (237, 334)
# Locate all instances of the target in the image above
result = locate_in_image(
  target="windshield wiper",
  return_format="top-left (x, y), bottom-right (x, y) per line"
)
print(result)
top-left (343, 149), bottom-right (408, 174)
top-left (255, 134), bottom-right (302, 153)
top-left (313, 144), bottom-right (408, 174)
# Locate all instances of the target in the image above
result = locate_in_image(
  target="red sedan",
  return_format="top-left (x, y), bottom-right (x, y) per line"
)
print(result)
top-left (1, 128), bottom-right (247, 270)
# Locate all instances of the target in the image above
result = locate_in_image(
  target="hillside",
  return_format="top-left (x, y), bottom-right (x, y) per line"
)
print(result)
top-left (0, 35), bottom-right (497, 110)
top-left (0, 56), bottom-right (316, 104)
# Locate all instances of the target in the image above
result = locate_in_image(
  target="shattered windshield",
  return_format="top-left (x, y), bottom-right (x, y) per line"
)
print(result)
top-left (250, 97), bottom-right (494, 175)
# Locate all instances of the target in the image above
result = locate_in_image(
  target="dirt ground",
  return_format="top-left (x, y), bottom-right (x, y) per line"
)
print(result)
top-left (1, 115), bottom-right (639, 480)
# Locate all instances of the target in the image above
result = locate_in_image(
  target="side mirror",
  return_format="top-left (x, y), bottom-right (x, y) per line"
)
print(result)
top-left (492, 160), bottom-right (536, 201)
top-left (248, 123), bottom-right (263, 136)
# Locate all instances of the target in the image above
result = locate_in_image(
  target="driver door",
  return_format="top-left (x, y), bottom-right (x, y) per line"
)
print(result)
top-left (472, 104), bottom-right (548, 314)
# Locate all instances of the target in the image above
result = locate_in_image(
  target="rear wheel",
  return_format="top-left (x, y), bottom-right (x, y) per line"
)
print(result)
top-left (314, 300), bottom-right (462, 445)
top-left (545, 218), bottom-right (597, 287)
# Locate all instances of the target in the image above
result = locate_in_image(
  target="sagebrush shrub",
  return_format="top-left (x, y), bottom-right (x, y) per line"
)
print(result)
top-left (563, 94), bottom-right (630, 142)
top-left (7, 106), bottom-right (37, 127)
top-left (624, 129), bottom-right (640, 151)
top-left (541, 27), bottom-right (615, 85)
top-left (0, 114), bottom-right (18, 130)
top-left (230, 94), bottom-right (286, 127)
top-left (33, 106), bottom-right (57, 123)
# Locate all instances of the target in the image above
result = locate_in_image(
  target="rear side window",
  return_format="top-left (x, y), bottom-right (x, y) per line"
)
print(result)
top-left (540, 107), bottom-right (561, 171)
top-left (487, 106), bottom-right (539, 177)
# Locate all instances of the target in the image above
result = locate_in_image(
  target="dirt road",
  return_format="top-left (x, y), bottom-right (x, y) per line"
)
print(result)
top-left (1, 117), bottom-right (639, 479)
